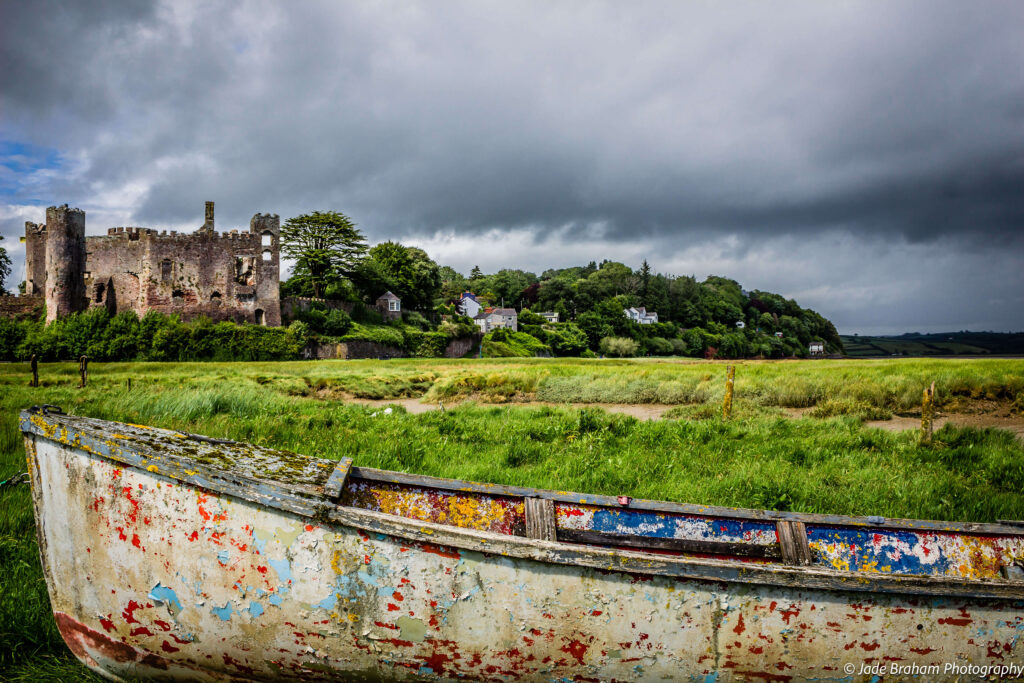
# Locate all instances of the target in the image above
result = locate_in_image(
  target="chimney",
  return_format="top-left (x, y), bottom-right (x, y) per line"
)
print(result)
top-left (203, 201), bottom-right (215, 231)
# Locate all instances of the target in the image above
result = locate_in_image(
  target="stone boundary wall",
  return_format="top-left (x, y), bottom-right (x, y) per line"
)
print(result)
top-left (443, 336), bottom-right (475, 358)
top-left (303, 340), bottom-right (407, 360)
top-left (281, 297), bottom-right (355, 322)
top-left (0, 295), bottom-right (44, 320)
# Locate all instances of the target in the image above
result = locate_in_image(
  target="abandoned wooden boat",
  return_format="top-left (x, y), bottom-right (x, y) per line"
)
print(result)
top-left (20, 406), bottom-right (1024, 681)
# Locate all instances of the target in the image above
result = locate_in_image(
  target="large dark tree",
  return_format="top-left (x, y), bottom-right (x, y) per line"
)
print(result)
top-left (280, 211), bottom-right (367, 298)
top-left (0, 235), bottom-right (11, 292)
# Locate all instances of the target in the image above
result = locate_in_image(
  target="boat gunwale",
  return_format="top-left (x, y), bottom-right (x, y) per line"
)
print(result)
top-left (19, 409), bottom-right (1024, 600)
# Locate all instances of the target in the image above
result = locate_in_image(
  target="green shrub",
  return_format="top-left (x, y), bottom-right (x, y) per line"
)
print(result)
top-left (599, 336), bottom-right (639, 357)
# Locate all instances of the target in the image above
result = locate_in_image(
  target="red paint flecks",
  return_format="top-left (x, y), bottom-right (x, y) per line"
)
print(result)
top-left (304, 524), bottom-right (314, 532)
top-left (121, 600), bottom-right (143, 624)
top-left (363, 555), bottom-right (371, 565)
top-left (910, 647), bottom-right (935, 655)
top-left (392, 591), bottom-right (404, 602)
top-left (387, 603), bottom-right (400, 612)
top-left (98, 616), bottom-right (115, 633)
top-left (129, 626), bottom-right (153, 637)
top-left (938, 616), bottom-right (973, 627)
top-left (560, 638), bottom-right (589, 665)
top-left (419, 542), bottom-right (461, 560)
top-left (860, 642), bottom-right (881, 652)
top-left (160, 640), bottom-right (180, 653)
top-left (153, 620), bottom-right (171, 632)
top-left (734, 612), bottom-right (746, 635)
top-left (131, 533), bottom-right (143, 550)
top-left (188, 530), bottom-right (199, 542)
top-left (256, 566), bottom-right (268, 575)
top-left (778, 605), bottom-right (800, 625)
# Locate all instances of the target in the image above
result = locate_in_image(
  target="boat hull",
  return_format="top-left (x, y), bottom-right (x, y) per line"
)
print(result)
top-left (25, 426), bottom-right (1024, 681)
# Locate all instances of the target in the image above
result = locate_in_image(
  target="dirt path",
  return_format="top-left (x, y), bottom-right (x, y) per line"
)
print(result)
top-left (344, 397), bottom-right (1024, 436)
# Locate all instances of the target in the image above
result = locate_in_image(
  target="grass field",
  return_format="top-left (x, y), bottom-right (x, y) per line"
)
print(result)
top-left (1, 357), bottom-right (1023, 679)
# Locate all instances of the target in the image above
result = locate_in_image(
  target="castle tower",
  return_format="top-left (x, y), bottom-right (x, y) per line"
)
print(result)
top-left (23, 221), bottom-right (48, 296)
top-left (44, 204), bottom-right (86, 323)
top-left (250, 213), bottom-right (281, 326)
top-left (201, 201), bottom-right (215, 232)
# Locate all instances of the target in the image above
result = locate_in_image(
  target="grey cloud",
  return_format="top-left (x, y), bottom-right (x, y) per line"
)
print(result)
top-left (1, 0), bottom-right (1022, 329)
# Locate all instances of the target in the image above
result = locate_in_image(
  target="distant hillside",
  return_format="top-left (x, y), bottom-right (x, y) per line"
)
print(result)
top-left (840, 331), bottom-right (1024, 357)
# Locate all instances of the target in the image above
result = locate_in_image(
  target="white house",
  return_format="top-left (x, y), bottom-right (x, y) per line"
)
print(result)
top-left (809, 342), bottom-right (825, 356)
top-left (540, 311), bottom-right (559, 323)
top-left (375, 291), bottom-right (401, 321)
top-left (735, 321), bottom-right (746, 329)
top-left (458, 292), bottom-right (481, 318)
top-left (625, 307), bottom-right (658, 325)
top-left (474, 307), bottom-right (518, 333)
top-left (775, 331), bottom-right (784, 338)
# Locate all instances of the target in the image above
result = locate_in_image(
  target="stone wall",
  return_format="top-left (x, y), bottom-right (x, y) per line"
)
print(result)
top-left (0, 295), bottom-right (43, 320)
top-left (303, 340), bottom-right (407, 360)
top-left (281, 297), bottom-right (354, 323)
top-left (443, 336), bottom-right (475, 358)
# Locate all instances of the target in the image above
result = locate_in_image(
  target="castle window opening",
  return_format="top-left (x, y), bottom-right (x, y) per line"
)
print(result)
top-left (160, 259), bottom-right (173, 282)
top-left (210, 292), bottom-right (222, 306)
top-left (94, 282), bottom-right (105, 303)
top-left (172, 289), bottom-right (185, 306)
top-left (234, 256), bottom-right (255, 285)
top-left (262, 249), bottom-right (272, 262)
top-left (255, 309), bottom-right (266, 326)
top-left (261, 231), bottom-right (273, 247)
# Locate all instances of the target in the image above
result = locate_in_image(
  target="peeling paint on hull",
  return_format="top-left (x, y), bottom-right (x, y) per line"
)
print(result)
top-left (21, 411), bottom-right (1024, 681)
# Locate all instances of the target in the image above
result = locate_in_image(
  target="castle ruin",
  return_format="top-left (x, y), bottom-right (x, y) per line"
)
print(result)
top-left (20, 201), bottom-right (281, 326)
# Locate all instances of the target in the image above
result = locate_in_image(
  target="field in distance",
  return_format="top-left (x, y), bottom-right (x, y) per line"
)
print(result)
top-left (1, 356), bottom-right (1023, 679)
top-left (841, 330), bottom-right (1024, 357)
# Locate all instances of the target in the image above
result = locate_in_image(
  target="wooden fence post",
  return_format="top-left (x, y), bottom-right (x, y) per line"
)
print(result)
top-left (79, 355), bottom-right (89, 389)
top-left (30, 354), bottom-right (38, 388)
top-left (921, 381), bottom-right (935, 444)
top-left (722, 365), bottom-right (735, 419)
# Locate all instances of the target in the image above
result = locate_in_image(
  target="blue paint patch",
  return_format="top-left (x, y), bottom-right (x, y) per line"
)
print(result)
top-left (376, 585), bottom-right (398, 597)
top-left (252, 537), bottom-right (267, 554)
top-left (704, 673), bottom-right (719, 683)
top-left (268, 593), bottom-right (283, 606)
top-left (806, 526), bottom-right (951, 576)
top-left (248, 601), bottom-right (265, 618)
top-left (211, 602), bottom-right (233, 621)
top-left (148, 583), bottom-right (183, 615)
top-left (589, 510), bottom-right (776, 544)
top-left (268, 558), bottom-right (292, 584)
top-left (217, 549), bottom-right (230, 564)
top-left (316, 592), bottom-right (338, 610)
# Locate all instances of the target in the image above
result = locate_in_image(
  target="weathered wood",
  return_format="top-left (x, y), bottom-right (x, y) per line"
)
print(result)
top-left (722, 365), bottom-right (735, 419)
top-left (29, 354), bottom-right (38, 387)
top-left (78, 355), bottom-right (89, 388)
top-left (559, 528), bottom-right (783, 560)
top-left (525, 497), bottom-right (557, 541)
top-left (921, 381), bottom-right (935, 444)
top-left (344, 466), bottom-right (1024, 536)
top-left (778, 520), bottom-right (812, 566)
top-left (324, 457), bottom-right (354, 499)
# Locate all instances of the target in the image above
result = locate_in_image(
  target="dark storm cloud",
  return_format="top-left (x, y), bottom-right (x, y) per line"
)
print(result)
top-left (1, 1), bottom-right (1022, 330)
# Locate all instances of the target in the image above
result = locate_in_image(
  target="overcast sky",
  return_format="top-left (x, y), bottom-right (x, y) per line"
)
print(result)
top-left (2, 1), bottom-right (1022, 334)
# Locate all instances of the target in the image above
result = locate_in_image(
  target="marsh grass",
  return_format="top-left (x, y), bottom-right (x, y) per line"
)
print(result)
top-left (1, 356), bottom-right (1023, 678)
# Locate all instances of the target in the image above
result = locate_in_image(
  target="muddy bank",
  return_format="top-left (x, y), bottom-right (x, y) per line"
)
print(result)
top-left (344, 397), bottom-right (676, 420)
top-left (344, 396), bottom-right (1024, 437)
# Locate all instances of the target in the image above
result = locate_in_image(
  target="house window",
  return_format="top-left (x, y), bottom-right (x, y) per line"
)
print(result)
top-left (389, 300), bottom-right (399, 311)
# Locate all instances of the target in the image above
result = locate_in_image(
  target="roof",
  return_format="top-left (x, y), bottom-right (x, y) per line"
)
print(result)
top-left (490, 307), bottom-right (517, 316)
top-left (376, 291), bottom-right (400, 301)
top-left (460, 292), bottom-right (477, 301)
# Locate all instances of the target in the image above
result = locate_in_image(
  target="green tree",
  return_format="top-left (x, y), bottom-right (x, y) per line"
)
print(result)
top-left (638, 259), bottom-right (651, 303)
top-left (0, 235), bottom-right (11, 292)
top-left (363, 242), bottom-right (442, 311)
top-left (280, 211), bottom-right (367, 298)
